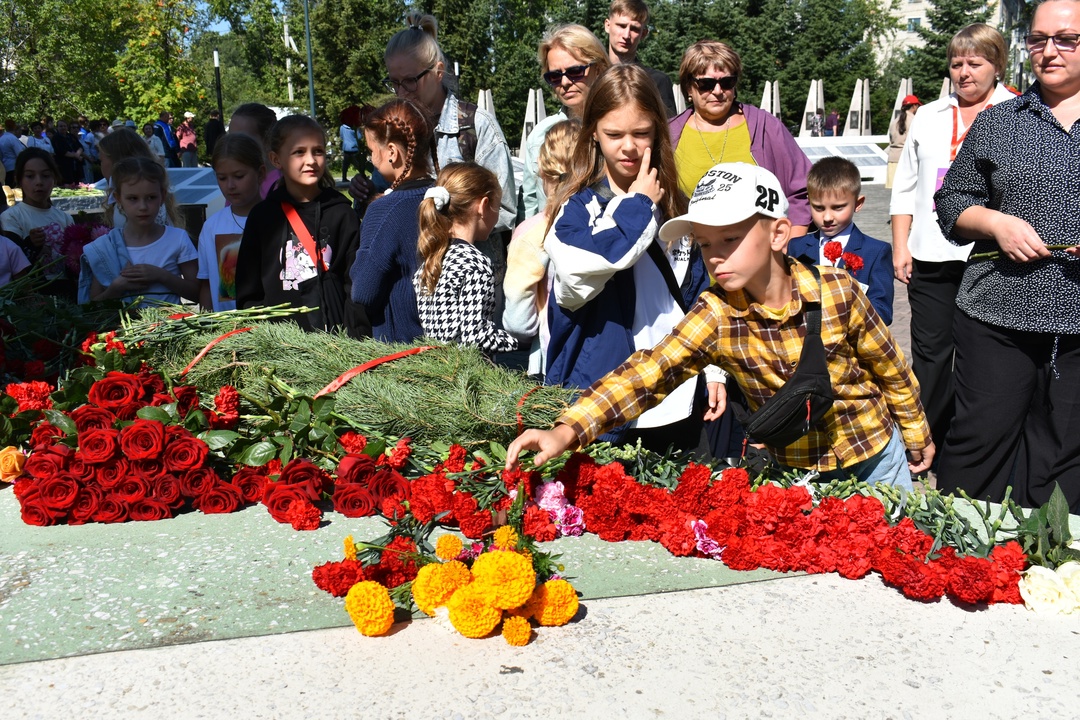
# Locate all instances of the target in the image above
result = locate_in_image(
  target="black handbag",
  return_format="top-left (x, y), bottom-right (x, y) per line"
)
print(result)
top-left (733, 263), bottom-right (834, 448)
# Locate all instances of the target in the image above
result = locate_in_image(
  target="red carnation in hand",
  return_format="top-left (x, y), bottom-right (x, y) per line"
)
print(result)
top-left (841, 251), bottom-right (864, 274)
top-left (822, 240), bottom-right (843, 264)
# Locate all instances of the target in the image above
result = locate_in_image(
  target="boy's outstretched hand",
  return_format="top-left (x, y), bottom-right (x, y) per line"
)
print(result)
top-left (504, 425), bottom-right (579, 470)
top-left (907, 441), bottom-right (935, 475)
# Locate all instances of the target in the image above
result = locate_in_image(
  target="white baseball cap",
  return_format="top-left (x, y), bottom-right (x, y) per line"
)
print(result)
top-left (184, 111), bottom-right (196, 119)
top-left (659, 162), bottom-right (789, 244)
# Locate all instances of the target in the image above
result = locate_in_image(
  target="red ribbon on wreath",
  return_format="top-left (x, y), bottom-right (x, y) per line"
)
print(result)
top-left (179, 327), bottom-right (254, 377)
top-left (314, 346), bottom-right (436, 397)
top-left (516, 385), bottom-right (544, 437)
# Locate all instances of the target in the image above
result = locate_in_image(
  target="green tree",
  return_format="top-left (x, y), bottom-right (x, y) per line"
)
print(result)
top-left (0, 0), bottom-right (126, 119)
top-left (903, 0), bottom-right (992, 102)
top-left (204, 0), bottom-right (291, 101)
top-left (112, 0), bottom-right (205, 121)
top-left (301, 0), bottom-right (405, 125)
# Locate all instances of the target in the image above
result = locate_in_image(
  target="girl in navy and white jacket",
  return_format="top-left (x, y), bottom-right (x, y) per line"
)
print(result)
top-left (544, 64), bottom-right (718, 453)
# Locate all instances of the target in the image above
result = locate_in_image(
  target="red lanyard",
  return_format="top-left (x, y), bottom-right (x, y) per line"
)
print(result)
top-left (950, 100), bottom-right (996, 162)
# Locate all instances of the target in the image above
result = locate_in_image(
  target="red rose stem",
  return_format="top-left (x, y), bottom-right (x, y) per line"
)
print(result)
top-left (516, 385), bottom-right (544, 436)
top-left (179, 327), bottom-right (254, 377)
top-left (314, 346), bottom-right (436, 398)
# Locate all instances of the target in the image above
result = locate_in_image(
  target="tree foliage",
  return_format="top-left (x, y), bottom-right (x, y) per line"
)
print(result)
top-left (903, 0), bottom-right (992, 103)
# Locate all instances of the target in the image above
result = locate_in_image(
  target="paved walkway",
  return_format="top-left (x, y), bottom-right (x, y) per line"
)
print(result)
top-left (5, 187), bottom-right (1079, 719)
top-left (4, 573), bottom-right (1078, 719)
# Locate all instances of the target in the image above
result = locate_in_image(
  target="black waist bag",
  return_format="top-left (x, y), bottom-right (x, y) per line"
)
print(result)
top-left (733, 264), bottom-right (834, 448)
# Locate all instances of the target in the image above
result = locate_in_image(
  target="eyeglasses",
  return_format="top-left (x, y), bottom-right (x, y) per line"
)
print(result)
top-left (1024, 33), bottom-right (1080, 53)
top-left (691, 76), bottom-right (738, 93)
top-left (543, 63), bottom-right (593, 86)
top-left (383, 65), bottom-right (434, 93)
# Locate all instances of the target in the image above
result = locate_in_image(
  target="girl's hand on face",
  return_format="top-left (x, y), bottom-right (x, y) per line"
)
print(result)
top-left (627, 146), bottom-right (665, 206)
top-left (26, 227), bottom-right (46, 248)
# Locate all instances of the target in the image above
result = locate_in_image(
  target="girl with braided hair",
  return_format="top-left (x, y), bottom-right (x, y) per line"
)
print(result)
top-left (348, 99), bottom-right (438, 343)
top-left (235, 115), bottom-right (371, 338)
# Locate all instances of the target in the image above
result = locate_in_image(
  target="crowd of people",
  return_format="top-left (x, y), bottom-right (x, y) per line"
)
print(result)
top-left (2, 0), bottom-right (1078, 514)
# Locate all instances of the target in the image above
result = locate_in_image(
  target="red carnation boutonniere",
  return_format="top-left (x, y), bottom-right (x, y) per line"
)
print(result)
top-left (822, 241), bottom-right (842, 265)
top-left (840, 251), bottom-right (864, 275)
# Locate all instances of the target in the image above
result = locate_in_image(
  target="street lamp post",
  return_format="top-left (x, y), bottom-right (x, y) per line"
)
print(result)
top-left (301, 0), bottom-right (316, 118)
top-left (213, 50), bottom-right (224, 119)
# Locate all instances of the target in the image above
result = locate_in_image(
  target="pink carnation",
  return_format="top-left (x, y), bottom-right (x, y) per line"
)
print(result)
top-left (693, 520), bottom-right (724, 559)
top-left (534, 481), bottom-right (569, 514)
top-left (555, 504), bottom-right (585, 537)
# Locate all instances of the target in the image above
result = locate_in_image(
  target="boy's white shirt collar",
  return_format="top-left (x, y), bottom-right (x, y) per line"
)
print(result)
top-left (816, 222), bottom-right (854, 266)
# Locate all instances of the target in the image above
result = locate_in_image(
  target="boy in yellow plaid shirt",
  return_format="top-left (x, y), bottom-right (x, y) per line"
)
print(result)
top-left (507, 162), bottom-right (933, 487)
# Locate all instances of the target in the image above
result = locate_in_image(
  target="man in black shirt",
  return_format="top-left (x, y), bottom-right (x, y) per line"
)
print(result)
top-left (604, 0), bottom-right (678, 117)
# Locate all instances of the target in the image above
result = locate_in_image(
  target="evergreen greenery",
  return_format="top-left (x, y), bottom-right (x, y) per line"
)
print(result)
top-left (139, 317), bottom-right (573, 447)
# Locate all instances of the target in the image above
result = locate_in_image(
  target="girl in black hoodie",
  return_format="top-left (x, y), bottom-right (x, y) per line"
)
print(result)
top-left (236, 115), bottom-right (370, 338)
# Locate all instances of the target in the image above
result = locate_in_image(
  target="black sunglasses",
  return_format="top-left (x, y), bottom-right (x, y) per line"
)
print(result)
top-left (543, 63), bottom-right (593, 86)
top-left (691, 76), bottom-right (738, 93)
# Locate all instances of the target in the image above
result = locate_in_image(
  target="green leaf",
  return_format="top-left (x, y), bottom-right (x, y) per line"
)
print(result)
top-left (136, 406), bottom-right (174, 424)
top-left (488, 441), bottom-right (507, 463)
top-left (363, 438), bottom-right (386, 458)
top-left (43, 409), bottom-right (78, 437)
top-left (0, 395), bottom-right (19, 415)
top-left (1046, 483), bottom-right (1072, 544)
top-left (236, 440), bottom-right (277, 467)
top-left (312, 395), bottom-right (334, 421)
top-left (278, 436), bottom-right (293, 464)
top-left (198, 430), bottom-right (240, 451)
top-left (289, 400), bottom-right (312, 433)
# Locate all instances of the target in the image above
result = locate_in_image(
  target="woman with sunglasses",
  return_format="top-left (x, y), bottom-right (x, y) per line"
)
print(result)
top-left (349, 13), bottom-right (516, 237)
top-left (669, 40), bottom-right (812, 237)
top-left (934, 1), bottom-right (1080, 514)
top-left (521, 24), bottom-right (611, 218)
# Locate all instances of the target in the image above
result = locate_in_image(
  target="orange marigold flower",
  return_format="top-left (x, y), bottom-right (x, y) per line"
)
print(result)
top-left (344, 581), bottom-right (396, 637)
top-left (471, 550), bottom-right (536, 610)
top-left (412, 560), bottom-right (471, 616)
top-left (528, 579), bottom-right (579, 627)
top-left (435, 534), bottom-right (464, 561)
top-left (446, 583), bottom-right (501, 638)
top-left (492, 525), bottom-right (519, 550)
top-left (343, 535), bottom-right (357, 561)
top-left (501, 614), bottom-right (533, 646)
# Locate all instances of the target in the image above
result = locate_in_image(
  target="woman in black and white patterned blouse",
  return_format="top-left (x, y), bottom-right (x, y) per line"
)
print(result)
top-left (934, 0), bottom-right (1080, 513)
top-left (413, 162), bottom-right (519, 357)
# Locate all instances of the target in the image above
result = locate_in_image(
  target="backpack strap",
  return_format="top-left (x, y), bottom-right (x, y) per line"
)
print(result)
top-left (281, 201), bottom-right (328, 271)
top-left (646, 241), bottom-right (690, 314)
top-left (803, 262), bottom-right (822, 336)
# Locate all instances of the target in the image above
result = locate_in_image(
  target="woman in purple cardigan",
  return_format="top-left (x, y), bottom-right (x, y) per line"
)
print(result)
top-left (669, 41), bottom-right (812, 235)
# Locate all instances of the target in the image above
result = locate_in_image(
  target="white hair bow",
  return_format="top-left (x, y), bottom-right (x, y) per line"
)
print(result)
top-left (424, 186), bottom-right (450, 211)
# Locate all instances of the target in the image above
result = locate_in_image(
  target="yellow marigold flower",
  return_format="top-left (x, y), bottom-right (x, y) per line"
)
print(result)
top-left (343, 535), bottom-right (357, 561)
top-left (501, 614), bottom-right (532, 646)
top-left (529, 579), bottom-right (579, 627)
top-left (344, 581), bottom-right (395, 637)
top-left (492, 525), bottom-right (519, 550)
top-left (447, 583), bottom-right (501, 638)
top-left (412, 560), bottom-right (472, 616)
top-left (471, 550), bottom-right (536, 610)
top-left (435, 534), bottom-right (464, 561)
top-left (0, 446), bottom-right (26, 483)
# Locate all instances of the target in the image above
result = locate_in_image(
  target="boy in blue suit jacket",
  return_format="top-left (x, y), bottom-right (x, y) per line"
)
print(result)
top-left (787, 156), bottom-right (894, 324)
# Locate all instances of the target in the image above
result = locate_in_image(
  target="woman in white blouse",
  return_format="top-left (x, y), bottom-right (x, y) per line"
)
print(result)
top-left (888, 23), bottom-right (1017, 452)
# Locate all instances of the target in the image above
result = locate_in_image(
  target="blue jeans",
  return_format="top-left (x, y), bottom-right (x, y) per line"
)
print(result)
top-left (807, 426), bottom-right (914, 490)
